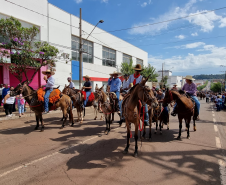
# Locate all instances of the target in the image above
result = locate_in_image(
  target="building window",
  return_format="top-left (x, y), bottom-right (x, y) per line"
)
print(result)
top-left (71, 35), bottom-right (93, 63)
top-left (102, 46), bottom-right (116, 67)
top-left (123, 53), bottom-right (132, 64)
top-left (136, 58), bottom-right (143, 66)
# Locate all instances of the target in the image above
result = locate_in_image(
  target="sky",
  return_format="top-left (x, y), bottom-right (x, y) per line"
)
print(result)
top-left (48, 0), bottom-right (226, 76)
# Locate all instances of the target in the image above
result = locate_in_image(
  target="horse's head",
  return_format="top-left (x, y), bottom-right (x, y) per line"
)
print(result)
top-left (133, 75), bottom-right (158, 108)
top-left (62, 85), bottom-right (70, 95)
top-left (10, 81), bottom-right (29, 96)
top-left (163, 88), bottom-right (174, 106)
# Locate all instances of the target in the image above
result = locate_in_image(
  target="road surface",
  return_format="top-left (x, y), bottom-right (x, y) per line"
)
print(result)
top-left (0, 100), bottom-right (225, 185)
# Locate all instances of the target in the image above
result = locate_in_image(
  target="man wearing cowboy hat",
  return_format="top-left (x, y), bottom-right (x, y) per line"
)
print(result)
top-left (82, 75), bottom-right (92, 107)
top-left (42, 69), bottom-right (55, 114)
top-left (171, 75), bottom-right (200, 119)
top-left (172, 84), bottom-right (178, 90)
top-left (121, 74), bottom-right (130, 93)
top-left (127, 64), bottom-right (150, 126)
top-left (108, 71), bottom-right (122, 114)
top-left (67, 77), bottom-right (75, 89)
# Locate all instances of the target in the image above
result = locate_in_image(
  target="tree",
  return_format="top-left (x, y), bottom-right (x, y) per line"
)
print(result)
top-left (211, 82), bottom-right (223, 92)
top-left (120, 61), bottom-right (158, 82)
top-left (141, 64), bottom-right (158, 82)
top-left (0, 17), bottom-right (70, 83)
top-left (120, 59), bottom-right (134, 76)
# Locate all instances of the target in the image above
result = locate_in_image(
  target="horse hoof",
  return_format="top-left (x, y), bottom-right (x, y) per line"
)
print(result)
top-left (176, 136), bottom-right (181, 140)
top-left (123, 149), bottom-right (128, 154)
top-left (187, 136), bottom-right (190, 139)
top-left (105, 130), bottom-right (109, 135)
top-left (160, 132), bottom-right (162, 135)
top-left (185, 128), bottom-right (188, 131)
top-left (134, 152), bottom-right (138, 158)
top-left (167, 127), bottom-right (169, 130)
top-left (34, 127), bottom-right (39, 130)
top-left (40, 129), bottom-right (44, 132)
top-left (60, 126), bottom-right (64, 129)
top-left (193, 126), bottom-right (196, 131)
top-left (71, 124), bottom-right (74, 127)
top-left (94, 118), bottom-right (97, 120)
top-left (154, 131), bottom-right (157, 134)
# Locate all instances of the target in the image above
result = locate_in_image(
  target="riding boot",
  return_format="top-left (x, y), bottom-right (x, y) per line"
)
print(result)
top-left (115, 99), bottom-right (121, 114)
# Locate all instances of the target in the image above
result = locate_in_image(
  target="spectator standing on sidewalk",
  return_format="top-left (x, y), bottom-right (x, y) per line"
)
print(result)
top-left (3, 86), bottom-right (15, 117)
top-left (205, 92), bottom-right (210, 103)
top-left (216, 96), bottom-right (222, 111)
top-left (2, 84), bottom-right (9, 99)
top-left (0, 84), bottom-right (4, 107)
top-left (17, 94), bottom-right (25, 117)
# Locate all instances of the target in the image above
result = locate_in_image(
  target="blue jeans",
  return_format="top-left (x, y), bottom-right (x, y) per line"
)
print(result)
top-left (44, 88), bottom-right (53, 112)
top-left (144, 104), bottom-right (149, 124)
top-left (173, 95), bottom-right (200, 115)
top-left (18, 100), bottom-right (24, 114)
top-left (84, 91), bottom-right (91, 107)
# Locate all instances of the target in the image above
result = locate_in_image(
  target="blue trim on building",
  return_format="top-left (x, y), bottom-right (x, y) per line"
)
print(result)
top-left (72, 60), bottom-right (82, 80)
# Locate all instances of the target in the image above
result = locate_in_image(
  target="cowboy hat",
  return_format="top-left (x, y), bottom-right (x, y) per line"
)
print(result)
top-left (109, 71), bottom-right (122, 76)
top-left (83, 75), bottom-right (91, 79)
top-left (173, 84), bottom-right (177, 86)
top-left (42, 69), bottom-right (55, 75)
top-left (134, 64), bottom-right (143, 71)
top-left (183, 75), bottom-right (195, 81)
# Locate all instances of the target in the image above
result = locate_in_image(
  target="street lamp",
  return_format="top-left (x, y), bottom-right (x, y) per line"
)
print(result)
top-left (85, 20), bottom-right (104, 40)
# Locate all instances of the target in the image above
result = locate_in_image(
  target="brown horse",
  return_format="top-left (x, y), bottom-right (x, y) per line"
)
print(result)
top-left (95, 85), bottom-right (116, 135)
top-left (122, 76), bottom-right (158, 157)
top-left (11, 82), bottom-right (74, 131)
top-left (163, 89), bottom-right (197, 140)
top-left (62, 85), bottom-right (101, 124)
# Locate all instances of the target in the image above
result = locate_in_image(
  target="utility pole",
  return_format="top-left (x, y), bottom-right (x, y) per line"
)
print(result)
top-left (220, 70), bottom-right (226, 92)
top-left (79, 8), bottom-right (82, 89)
top-left (161, 63), bottom-right (163, 88)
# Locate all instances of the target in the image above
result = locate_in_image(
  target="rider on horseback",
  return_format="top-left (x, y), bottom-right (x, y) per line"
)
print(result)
top-left (108, 71), bottom-right (122, 114)
top-left (121, 74), bottom-right (130, 93)
top-left (171, 75), bottom-right (200, 119)
top-left (42, 69), bottom-right (55, 114)
top-left (67, 77), bottom-right (75, 89)
top-left (82, 75), bottom-right (92, 108)
top-left (127, 64), bottom-right (150, 126)
top-left (155, 88), bottom-right (168, 124)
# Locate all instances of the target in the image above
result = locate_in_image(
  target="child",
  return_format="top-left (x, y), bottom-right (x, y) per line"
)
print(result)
top-left (17, 94), bottom-right (25, 117)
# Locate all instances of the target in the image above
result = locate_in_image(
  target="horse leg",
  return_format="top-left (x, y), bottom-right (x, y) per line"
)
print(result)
top-left (80, 108), bottom-right (83, 123)
top-left (40, 114), bottom-right (44, 132)
top-left (142, 125), bottom-right (146, 140)
top-left (61, 108), bottom-right (68, 129)
top-left (134, 123), bottom-right (138, 157)
top-left (69, 104), bottom-right (74, 127)
top-left (193, 117), bottom-right (196, 131)
top-left (155, 120), bottom-right (158, 134)
top-left (186, 119), bottom-right (191, 139)
top-left (177, 117), bottom-right (182, 140)
top-left (83, 107), bottom-right (85, 117)
top-left (112, 113), bottom-right (114, 122)
top-left (35, 114), bottom-right (39, 130)
top-left (94, 106), bottom-right (97, 120)
top-left (160, 120), bottom-right (162, 135)
top-left (167, 114), bottom-right (169, 130)
top-left (123, 121), bottom-right (130, 154)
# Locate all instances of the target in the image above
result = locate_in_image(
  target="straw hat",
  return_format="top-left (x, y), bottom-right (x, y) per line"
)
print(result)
top-left (183, 75), bottom-right (195, 81)
top-left (109, 71), bottom-right (122, 76)
top-left (42, 69), bottom-right (55, 75)
top-left (83, 75), bottom-right (91, 79)
top-left (134, 64), bottom-right (143, 71)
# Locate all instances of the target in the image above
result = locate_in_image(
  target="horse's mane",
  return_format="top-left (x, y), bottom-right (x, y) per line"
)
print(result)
top-left (129, 84), bottom-right (139, 93)
top-left (27, 85), bottom-right (35, 91)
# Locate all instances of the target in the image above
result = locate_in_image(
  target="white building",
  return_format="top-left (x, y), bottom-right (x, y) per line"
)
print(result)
top-left (156, 70), bottom-right (185, 88)
top-left (0, 0), bottom-right (148, 91)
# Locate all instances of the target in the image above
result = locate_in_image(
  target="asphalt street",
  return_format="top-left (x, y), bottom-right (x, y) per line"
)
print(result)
top-left (0, 100), bottom-right (225, 185)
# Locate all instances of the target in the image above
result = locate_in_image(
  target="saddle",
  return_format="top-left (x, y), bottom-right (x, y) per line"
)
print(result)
top-left (80, 91), bottom-right (95, 107)
top-left (37, 88), bottom-right (61, 104)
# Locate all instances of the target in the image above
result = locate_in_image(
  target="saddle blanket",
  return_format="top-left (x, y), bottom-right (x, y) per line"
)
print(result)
top-left (37, 88), bottom-right (61, 104)
top-left (81, 91), bottom-right (95, 102)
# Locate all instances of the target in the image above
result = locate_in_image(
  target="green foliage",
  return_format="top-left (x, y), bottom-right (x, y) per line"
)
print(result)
top-left (197, 81), bottom-right (208, 91)
top-left (140, 64), bottom-right (158, 82)
top-left (120, 60), bottom-right (158, 82)
top-left (193, 74), bottom-right (225, 80)
top-left (0, 17), bottom-right (70, 83)
top-left (120, 60), bottom-right (134, 76)
top-left (211, 82), bottom-right (224, 92)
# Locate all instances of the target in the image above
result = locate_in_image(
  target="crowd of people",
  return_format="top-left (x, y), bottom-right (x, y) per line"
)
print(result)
top-left (205, 92), bottom-right (226, 111)
top-left (0, 84), bottom-right (25, 117)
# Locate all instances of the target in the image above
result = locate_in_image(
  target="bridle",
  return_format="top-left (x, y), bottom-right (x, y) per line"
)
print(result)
top-left (140, 85), bottom-right (157, 105)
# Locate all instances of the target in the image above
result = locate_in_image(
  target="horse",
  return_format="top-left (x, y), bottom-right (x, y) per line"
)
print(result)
top-left (153, 104), bottom-right (170, 135)
top-left (62, 85), bottom-right (101, 124)
top-left (163, 89), bottom-right (198, 140)
top-left (122, 76), bottom-right (158, 157)
top-left (95, 85), bottom-right (116, 135)
top-left (11, 81), bottom-right (74, 131)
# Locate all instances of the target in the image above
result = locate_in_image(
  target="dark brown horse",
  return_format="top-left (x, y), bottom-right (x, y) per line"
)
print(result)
top-left (62, 85), bottom-right (101, 124)
top-left (11, 82), bottom-right (74, 131)
top-left (163, 89), bottom-right (197, 140)
top-left (122, 76), bottom-right (158, 157)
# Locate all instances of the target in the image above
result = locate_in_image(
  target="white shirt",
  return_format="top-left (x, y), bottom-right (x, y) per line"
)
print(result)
top-left (0, 87), bottom-right (4, 95)
top-left (122, 80), bottom-right (130, 90)
top-left (128, 74), bottom-right (143, 85)
top-left (2, 91), bottom-right (15, 104)
top-left (45, 76), bottom-right (55, 89)
top-left (69, 81), bottom-right (75, 89)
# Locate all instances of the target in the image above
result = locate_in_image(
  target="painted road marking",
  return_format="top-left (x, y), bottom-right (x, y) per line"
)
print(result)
top-left (212, 113), bottom-right (215, 117)
top-left (213, 118), bottom-right (216, 123)
top-left (0, 126), bottom-right (121, 178)
top-left (214, 125), bottom-right (218, 132)
top-left (219, 159), bottom-right (226, 185)
top-left (216, 137), bottom-right (222, 149)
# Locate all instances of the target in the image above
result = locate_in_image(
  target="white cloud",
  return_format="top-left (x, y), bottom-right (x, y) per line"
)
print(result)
top-left (191, 32), bottom-right (198, 36)
top-left (141, 2), bottom-right (147, 7)
top-left (219, 17), bottom-right (226, 28)
top-left (175, 35), bottom-right (186, 39)
top-left (74, 0), bottom-right (82, 3)
top-left (101, 0), bottom-right (108, 3)
top-left (184, 42), bottom-right (205, 48)
top-left (149, 44), bottom-right (226, 74)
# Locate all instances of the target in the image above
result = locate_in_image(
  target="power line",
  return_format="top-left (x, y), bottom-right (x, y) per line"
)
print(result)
top-left (92, 6), bottom-right (226, 34)
top-left (5, 0), bottom-right (79, 29)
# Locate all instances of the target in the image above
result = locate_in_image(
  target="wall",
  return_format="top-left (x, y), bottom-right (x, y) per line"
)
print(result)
top-left (0, 66), bottom-right (3, 84)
